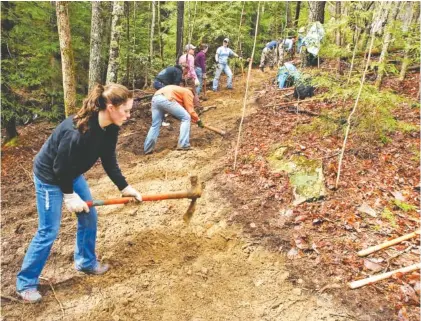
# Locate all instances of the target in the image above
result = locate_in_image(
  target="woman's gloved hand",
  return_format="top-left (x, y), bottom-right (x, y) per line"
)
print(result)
top-left (194, 78), bottom-right (200, 87)
top-left (121, 185), bottom-right (142, 202)
top-left (63, 193), bottom-right (89, 213)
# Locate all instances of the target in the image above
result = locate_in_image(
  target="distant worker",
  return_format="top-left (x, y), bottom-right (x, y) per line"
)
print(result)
top-left (296, 27), bottom-right (306, 53)
top-left (144, 85), bottom-right (203, 154)
top-left (212, 38), bottom-right (241, 91)
top-left (280, 37), bottom-right (295, 61)
top-left (259, 40), bottom-right (279, 72)
top-left (194, 44), bottom-right (209, 95)
top-left (277, 62), bottom-right (301, 89)
top-left (178, 44), bottom-right (200, 88)
top-left (153, 65), bottom-right (184, 90)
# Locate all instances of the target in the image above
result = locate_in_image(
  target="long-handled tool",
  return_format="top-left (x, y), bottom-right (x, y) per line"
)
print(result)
top-left (85, 176), bottom-right (202, 223)
top-left (202, 76), bottom-right (208, 100)
top-left (202, 124), bottom-right (226, 137)
top-left (358, 230), bottom-right (420, 257)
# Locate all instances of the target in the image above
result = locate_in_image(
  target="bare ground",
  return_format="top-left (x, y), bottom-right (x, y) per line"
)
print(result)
top-left (1, 68), bottom-right (419, 321)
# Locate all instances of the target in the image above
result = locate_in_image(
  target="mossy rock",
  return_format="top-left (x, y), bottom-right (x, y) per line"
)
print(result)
top-left (267, 146), bottom-right (327, 206)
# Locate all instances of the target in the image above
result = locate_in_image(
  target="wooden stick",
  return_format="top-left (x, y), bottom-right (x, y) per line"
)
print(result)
top-left (40, 277), bottom-right (65, 317)
top-left (348, 263), bottom-right (421, 289)
top-left (358, 230), bottom-right (420, 257)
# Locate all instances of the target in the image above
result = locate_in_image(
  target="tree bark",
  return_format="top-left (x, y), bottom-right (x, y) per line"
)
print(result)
top-left (4, 117), bottom-right (18, 142)
top-left (399, 2), bottom-right (420, 82)
top-left (89, 1), bottom-right (105, 91)
top-left (286, 2), bottom-right (292, 28)
top-left (157, 1), bottom-right (164, 67)
top-left (375, 1), bottom-right (402, 89)
top-left (176, 1), bottom-right (184, 60)
top-left (294, 1), bottom-right (301, 28)
top-left (124, 2), bottom-right (130, 87)
top-left (335, 1), bottom-right (342, 74)
top-left (56, 1), bottom-right (77, 116)
top-left (106, 1), bottom-right (124, 84)
top-left (308, 1), bottom-right (326, 24)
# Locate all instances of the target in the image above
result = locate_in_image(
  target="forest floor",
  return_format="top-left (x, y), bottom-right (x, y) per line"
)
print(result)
top-left (1, 62), bottom-right (420, 321)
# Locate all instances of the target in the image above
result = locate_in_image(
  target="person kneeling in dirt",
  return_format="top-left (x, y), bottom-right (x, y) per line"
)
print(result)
top-left (259, 40), bottom-right (278, 72)
top-left (153, 64), bottom-right (184, 90)
top-left (16, 84), bottom-right (142, 303)
top-left (277, 62), bottom-right (301, 89)
top-left (144, 85), bottom-right (203, 154)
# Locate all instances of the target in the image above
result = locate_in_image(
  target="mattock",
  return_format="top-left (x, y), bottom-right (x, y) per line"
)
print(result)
top-left (85, 175), bottom-right (202, 223)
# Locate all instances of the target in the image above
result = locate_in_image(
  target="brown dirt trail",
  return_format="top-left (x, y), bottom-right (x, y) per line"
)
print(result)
top-left (2, 70), bottom-right (352, 320)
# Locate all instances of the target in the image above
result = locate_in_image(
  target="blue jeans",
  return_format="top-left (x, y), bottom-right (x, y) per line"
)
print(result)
top-left (195, 67), bottom-right (203, 95)
top-left (212, 63), bottom-right (233, 90)
top-left (153, 79), bottom-right (165, 90)
top-left (16, 175), bottom-right (98, 292)
top-left (144, 95), bottom-right (191, 153)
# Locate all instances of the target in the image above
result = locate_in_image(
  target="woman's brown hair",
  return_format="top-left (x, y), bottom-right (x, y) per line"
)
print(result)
top-left (73, 83), bottom-right (132, 133)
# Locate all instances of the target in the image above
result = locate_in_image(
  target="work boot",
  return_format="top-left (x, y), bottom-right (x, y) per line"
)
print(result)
top-left (76, 262), bottom-right (109, 275)
top-left (260, 66), bottom-right (264, 72)
top-left (176, 146), bottom-right (193, 151)
top-left (17, 289), bottom-right (42, 303)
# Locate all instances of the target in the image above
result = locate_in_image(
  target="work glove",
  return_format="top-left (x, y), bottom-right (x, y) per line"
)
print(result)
top-left (63, 193), bottom-right (89, 213)
top-left (194, 78), bottom-right (200, 87)
top-left (197, 119), bottom-right (204, 128)
top-left (121, 185), bottom-right (142, 202)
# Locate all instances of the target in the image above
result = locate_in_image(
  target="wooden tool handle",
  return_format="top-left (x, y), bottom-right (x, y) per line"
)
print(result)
top-left (86, 191), bottom-right (199, 207)
top-left (358, 230), bottom-right (420, 257)
top-left (203, 124), bottom-right (226, 136)
top-left (348, 263), bottom-right (421, 289)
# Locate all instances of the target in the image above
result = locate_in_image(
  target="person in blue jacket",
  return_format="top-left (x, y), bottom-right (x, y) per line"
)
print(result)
top-left (16, 83), bottom-right (142, 303)
top-left (259, 40), bottom-right (279, 72)
top-left (153, 65), bottom-right (184, 90)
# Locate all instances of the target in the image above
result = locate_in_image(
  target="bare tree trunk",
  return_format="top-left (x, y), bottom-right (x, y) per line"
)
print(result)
top-left (89, 1), bottom-right (105, 91)
top-left (124, 2), bottom-right (130, 87)
top-left (157, 1), bottom-right (164, 67)
top-left (399, 2), bottom-right (420, 82)
top-left (335, 1), bottom-right (342, 74)
top-left (101, 2), bottom-right (113, 83)
top-left (294, 1), bottom-right (301, 28)
top-left (286, 2), bottom-right (292, 28)
top-left (176, 1), bottom-right (184, 60)
top-left (4, 117), bottom-right (18, 142)
top-left (308, 1), bottom-right (326, 24)
top-left (106, 1), bottom-right (124, 84)
top-left (375, 1), bottom-right (402, 89)
top-left (143, 1), bottom-right (156, 89)
top-left (56, 1), bottom-right (77, 116)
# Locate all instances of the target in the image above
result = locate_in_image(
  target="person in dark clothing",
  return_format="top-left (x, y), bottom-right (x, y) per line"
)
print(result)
top-left (194, 44), bottom-right (208, 95)
top-left (153, 65), bottom-right (184, 90)
top-left (16, 83), bottom-right (142, 303)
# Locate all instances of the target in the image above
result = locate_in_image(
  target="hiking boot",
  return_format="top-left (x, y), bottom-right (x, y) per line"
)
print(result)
top-left (76, 262), bottom-right (109, 275)
top-left (260, 66), bottom-right (264, 72)
top-left (176, 146), bottom-right (193, 151)
top-left (226, 87), bottom-right (233, 90)
top-left (17, 289), bottom-right (42, 303)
